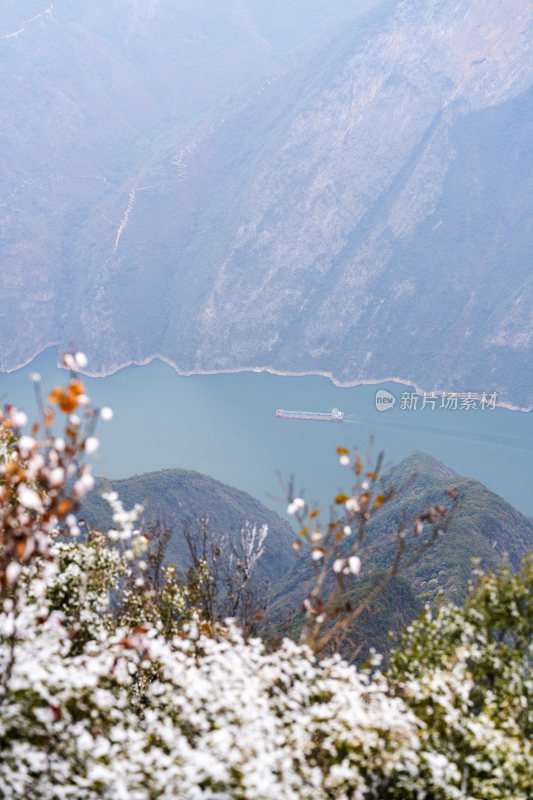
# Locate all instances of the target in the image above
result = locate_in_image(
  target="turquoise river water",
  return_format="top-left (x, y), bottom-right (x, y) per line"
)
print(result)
top-left (0, 349), bottom-right (531, 519)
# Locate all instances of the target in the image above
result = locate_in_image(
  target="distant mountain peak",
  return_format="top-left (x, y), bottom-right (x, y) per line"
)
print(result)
top-left (389, 451), bottom-right (459, 481)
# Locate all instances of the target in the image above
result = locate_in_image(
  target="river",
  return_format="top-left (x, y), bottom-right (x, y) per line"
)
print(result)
top-left (1, 348), bottom-right (531, 518)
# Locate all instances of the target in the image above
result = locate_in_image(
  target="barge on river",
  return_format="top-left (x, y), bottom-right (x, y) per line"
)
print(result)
top-left (275, 408), bottom-right (344, 422)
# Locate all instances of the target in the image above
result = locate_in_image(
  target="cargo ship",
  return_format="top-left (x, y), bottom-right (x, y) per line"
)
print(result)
top-left (275, 408), bottom-right (344, 422)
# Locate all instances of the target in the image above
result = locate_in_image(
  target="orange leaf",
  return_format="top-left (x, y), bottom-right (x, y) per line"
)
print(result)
top-left (69, 380), bottom-right (85, 397)
top-left (309, 509), bottom-right (321, 519)
top-left (48, 386), bottom-right (64, 405)
top-left (133, 625), bottom-right (148, 634)
top-left (59, 394), bottom-right (77, 413)
top-left (56, 499), bottom-right (73, 518)
top-left (335, 493), bottom-right (349, 504)
top-left (336, 446), bottom-right (349, 455)
top-left (15, 540), bottom-right (28, 559)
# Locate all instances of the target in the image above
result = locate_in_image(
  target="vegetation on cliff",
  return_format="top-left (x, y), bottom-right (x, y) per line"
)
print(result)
top-left (1, 359), bottom-right (532, 798)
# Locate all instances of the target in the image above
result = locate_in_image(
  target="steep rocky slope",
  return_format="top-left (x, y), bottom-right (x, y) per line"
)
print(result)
top-left (2, 0), bottom-right (533, 405)
top-left (83, 467), bottom-right (296, 586)
top-left (268, 450), bottom-right (533, 656)
top-left (82, 454), bottom-right (533, 659)
top-left (0, 0), bottom-right (378, 367)
top-left (85, 0), bottom-right (532, 404)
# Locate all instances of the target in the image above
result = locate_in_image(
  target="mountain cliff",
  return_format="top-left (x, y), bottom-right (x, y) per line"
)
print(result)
top-left (2, 0), bottom-right (533, 405)
top-left (269, 450), bottom-right (533, 656)
top-left (83, 467), bottom-right (297, 586)
top-left (82, 454), bottom-right (533, 658)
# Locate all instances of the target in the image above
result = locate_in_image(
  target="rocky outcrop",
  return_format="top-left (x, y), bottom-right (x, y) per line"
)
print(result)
top-left (2, 0), bottom-right (533, 405)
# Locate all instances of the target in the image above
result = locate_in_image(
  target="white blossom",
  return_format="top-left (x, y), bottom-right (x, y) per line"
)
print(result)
top-left (17, 435), bottom-right (35, 456)
top-left (49, 467), bottom-right (65, 487)
top-left (287, 497), bottom-right (305, 515)
top-left (73, 472), bottom-right (95, 498)
top-left (17, 484), bottom-right (43, 513)
top-left (62, 353), bottom-right (76, 370)
top-left (10, 409), bottom-right (28, 428)
top-left (0, 467), bottom-right (531, 800)
top-left (84, 436), bottom-right (99, 454)
top-left (74, 352), bottom-right (88, 369)
top-left (345, 497), bottom-right (360, 513)
top-left (5, 562), bottom-right (21, 585)
top-left (348, 556), bottom-right (361, 575)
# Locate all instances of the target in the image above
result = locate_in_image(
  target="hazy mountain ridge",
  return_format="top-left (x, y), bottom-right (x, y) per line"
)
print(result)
top-left (2, 0), bottom-right (533, 405)
top-left (82, 467), bottom-right (297, 587)
top-left (271, 449), bottom-right (533, 610)
top-left (67, 0), bottom-right (533, 404)
top-left (269, 449), bottom-right (533, 655)
top-left (0, 0), bottom-right (378, 369)
top-left (81, 453), bottom-right (533, 659)
top-left (84, 453), bottom-right (533, 607)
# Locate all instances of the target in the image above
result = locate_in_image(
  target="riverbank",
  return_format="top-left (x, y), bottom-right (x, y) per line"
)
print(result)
top-left (2, 345), bottom-right (531, 414)
top-left (0, 348), bottom-right (531, 517)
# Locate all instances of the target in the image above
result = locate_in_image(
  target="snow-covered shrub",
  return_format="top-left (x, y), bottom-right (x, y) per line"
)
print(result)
top-left (390, 558), bottom-right (533, 798)
top-left (1, 561), bottom-right (425, 800)
top-left (1, 359), bottom-right (532, 799)
top-left (4, 531), bottom-right (531, 800)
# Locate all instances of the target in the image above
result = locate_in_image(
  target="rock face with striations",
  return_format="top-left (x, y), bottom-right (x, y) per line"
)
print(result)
top-left (2, 0), bottom-right (533, 405)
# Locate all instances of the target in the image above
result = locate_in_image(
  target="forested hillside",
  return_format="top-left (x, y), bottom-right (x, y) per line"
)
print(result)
top-left (2, 0), bottom-right (533, 405)
top-left (269, 451), bottom-right (533, 656)
top-left (83, 467), bottom-right (296, 586)
top-left (82, 452), bottom-right (533, 660)
top-left (1, 366), bottom-right (533, 797)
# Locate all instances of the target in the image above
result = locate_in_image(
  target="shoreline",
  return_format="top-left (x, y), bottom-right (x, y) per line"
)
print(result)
top-left (3, 346), bottom-right (532, 414)
top-left (1, 341), bottom-right (60, 374)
